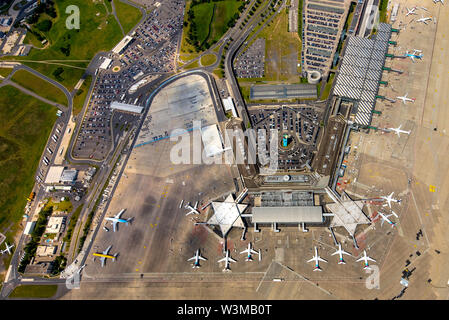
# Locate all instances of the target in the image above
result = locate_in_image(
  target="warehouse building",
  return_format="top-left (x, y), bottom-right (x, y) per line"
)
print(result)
top-left (110, 101), bottom-right (144, 114)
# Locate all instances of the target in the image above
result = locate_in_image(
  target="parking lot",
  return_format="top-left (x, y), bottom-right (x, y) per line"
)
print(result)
top-left (72, 0), bottom-right (186, 161)
top-left (248, 104), bottom-right (324, 171)
top-left (235, 38), bottom-right (266, 78)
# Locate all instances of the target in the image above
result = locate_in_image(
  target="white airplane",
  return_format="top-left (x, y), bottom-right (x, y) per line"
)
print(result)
top-left (218, 250), bottom-right (237, 271)
top-left (376, 211), bottom-right (397, 228)
top-left (433, 0), bottom-right (444, 4)
top-left (93, 245), bottom-right (118, 267)
top-left (331, 243), bottom-right (352, 264)
top-left (185, 201), bottom-right (200, 216)
top-left (1, 242), bottom-right (14, 255)
top-left (356, 250), bottom-right (376, 270)
top-left (307, 246), bottom-right (327, 271)
top-left (405, 49), bottom-right (423, 62)
top-left (380, 192), bottom-right (402, 208)
top-left (77, 264), bottom-right (86, 274)
top-left (187, 249), bottom-right (207, 268)
top-left (406, 7), bottom-right (417, 16)
top-left (389, 125), bottom-right (411, 137)
top-left (105, 209), bottom-right (131, 232)
top-left (396, 93), bottom-right (415, 104)
top-left (416, 15), bottom-right (432, 24)
top-left (240, 242), bottom-right (259, 261)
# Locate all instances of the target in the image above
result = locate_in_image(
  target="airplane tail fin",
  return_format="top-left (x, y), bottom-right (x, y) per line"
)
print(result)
top-left (113, 253), bottom-right (118, 261)
top-left (313, 267), bottom-right (322, 272)
top-left (338, 260), bottom-right (346, 265)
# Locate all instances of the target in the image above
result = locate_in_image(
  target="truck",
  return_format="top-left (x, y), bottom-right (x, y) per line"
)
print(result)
top-left (27, 192), bottom-right (36, 202)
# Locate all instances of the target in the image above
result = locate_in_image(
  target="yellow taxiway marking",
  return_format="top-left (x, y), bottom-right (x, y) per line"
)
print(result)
top-left (414, 245), bottom-right (417, 248)
top-left (136, 269), bottom-right (139, 272)
top-left (144, 246), bottom-right (146, 249)
top-left (157, 205), bottom-right (160, 208)
top-left (138, 261), bottom-right (142, 264)
top-left (429, 185), bottom-right (436, 192)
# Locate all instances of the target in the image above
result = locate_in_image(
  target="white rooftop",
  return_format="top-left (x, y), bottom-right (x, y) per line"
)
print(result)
top-left (44, 166), bottom-right (65, 184)
top-left (200, 124), bottom-right (224, 157)
top-left (207, 194), bottom-right (247, 237)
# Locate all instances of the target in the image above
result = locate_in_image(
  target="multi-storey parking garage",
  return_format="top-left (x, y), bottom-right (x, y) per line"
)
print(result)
top-left (301, 0), bottom-right (349, 77)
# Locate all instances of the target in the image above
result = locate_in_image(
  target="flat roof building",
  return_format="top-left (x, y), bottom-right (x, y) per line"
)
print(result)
top-left (36, 245), bottom-right (56, 257)
top-left (110, 101), bottom-right (144, 114)
top-left (112, 35), bottom-right (133, 54)
top-left (251, 206), bottom-right (323, 224)
top-left (200, 124), bottom-right (225, 158)
top-left (45, 217), bottom-right (65, 234)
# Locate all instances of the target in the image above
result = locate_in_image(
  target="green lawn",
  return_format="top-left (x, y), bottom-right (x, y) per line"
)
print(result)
top-left (2, 0), bottom-right (123, 90)
top-left (73, 75), bottom-right (93, 116)
top-left (114, 0), bottom-right (143, 34)
top-left (11, 69), bottom-right (68, 106)
top-left (181, 0), bottom-right (244, 53)
top-left (9, 285), bottom-right (58, 298)
top-left (0, 86), bottom-right (57, 231)
top-left (200, 54), bottom-right (217, 66)
top-left (0, 68), bottom-right (12, 78)
top-left (183, 60), bottom-right (200, 70)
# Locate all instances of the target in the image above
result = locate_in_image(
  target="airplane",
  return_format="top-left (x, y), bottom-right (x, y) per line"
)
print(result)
top-left (307, 246), bottom-right (327, 271)
top-left (416, 15), bottom-right (432, 24)
top-left (389, 125), bottom-right (411, 137)
top-left (218, 250), bottom-right (237, 271)
top-left (93, 245), bottom-right (118, 267)
top-left (433, 0), bottom-right (444, 4)
top-left (380, 192), bottom-right (402, 208)
top-left (1, 242), bottom-right (14, 255)
top-left (356, 250), bottom-right (376, 270)
top-left (376, 211), bottom-right (397, 228)
top-left (105, 209), bottom-right (131, 232)
top-left (406, 7), bottom-right (417, 16)
top-left (187, 249), bottom-right (207, 268)
top-left (240, 242), bottom-right (259, 261)
top-left (405, 49), bottom-right (423, 62)
top-left (396, 93), bottom-right (415, 104)
top-left (331, 243), bottom-right (352, 264)
top-left (77, 264), bottom-right (86, 274)
top-left (185, 201), bottom-right (200, 216)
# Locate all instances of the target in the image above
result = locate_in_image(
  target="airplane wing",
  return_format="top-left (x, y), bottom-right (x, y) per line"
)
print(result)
top-left (103, 245), bottom-right (112, 255)
top-left (112, 221), bottom-right (117, 232)
top-left (317, 257), bottom-right (328, 263)
top-left (239, 249), bottom-right (249, 254)
top-left (307, 257), bottom-right (316, 263)
top-left (250, 249), bottom-right (258, 255)
top-left (367, 257), bottom-right (376, 262)
top-left (198, 256), bottom-right (207, 261)
top-left (218, 257), bottom-right (227, 263)
top-left (356, 257), bottom-right (365, 262)
top-left (115, 209), bottom-right (125, 219)
top-left (100, 256), bottom-right (106, 267)
top-left (187, 256), bottom-right (196, 262)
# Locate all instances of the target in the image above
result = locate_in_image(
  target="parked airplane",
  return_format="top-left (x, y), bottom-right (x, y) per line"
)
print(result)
top-left (1, 242), bottom-right (14, 255)
top-left (240, 242), bottom-right (259, 261)
top-left (389, 125), bottom-right (411, 137)
top-left (331, 243), bottom-right (352, 264)
top-left (416, 15), bottom-right (432, 24)
top-left (381, 192), bottom-right (402, 208)
top-left (188, 249), bottom-right (207, 268)
top-left (406, 7), bottom-right (417, 16)
top-left (405, 49), bottom-right (423, 62)
top-left (185, 201), bottom-right (200, 216)
top-left (307, 247), bottom-right (327, 271)
top-left (105, 209), bottom-right (131, 232)
top-left (218, 250), bottom-right (237, 271)
top-left (93, 245), bottom-right (118, 267)
top-left (396, 93), bottom-right (415, 104)
top-left (433, 0), bottom-right (444, 4)
top-left (356, 250), bottom-right (376, 269)
top-left (376, 211), bottom-right (397, 228)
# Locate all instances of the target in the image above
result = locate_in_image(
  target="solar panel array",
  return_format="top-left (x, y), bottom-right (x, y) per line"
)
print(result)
top-left (333, 23), bottom-right (392, 126)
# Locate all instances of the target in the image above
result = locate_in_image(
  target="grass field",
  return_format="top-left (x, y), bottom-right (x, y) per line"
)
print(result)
top-left (9, 285), bottom-right (58, 298)
top-left (183, 60), bottom-right (200, 70)
top-left (0, 68), bottom-right (12, 78)
top-left (73, 75), bottom-right (93, 116)
top-left (0, 86), bottom-right (57, 232)
top-left (114, 0), bottom-right (143, 34)
top-left (2, 0), bottom-right (124, 91)
top-left (200, 54), bottom-right (217, 66)
top-left (181, 0), bottom-right (243, 54)
top-left (11, 69), bottom-right (68, 106)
